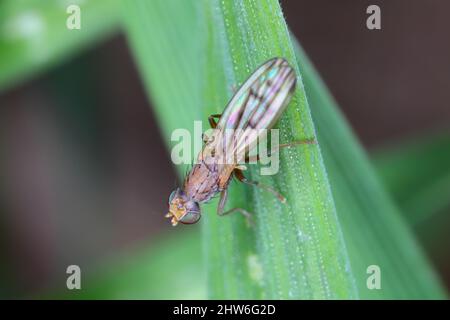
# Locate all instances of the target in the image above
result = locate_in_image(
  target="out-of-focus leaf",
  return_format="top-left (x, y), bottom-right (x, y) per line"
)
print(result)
top-left (47, 231), bottom-right (205, 300)
top-left (373, 133), bottom-right (450, 225)
top-left (0, 0), bottom-right (121, 92)
top-left (372, 134), bottom-right (450, 267)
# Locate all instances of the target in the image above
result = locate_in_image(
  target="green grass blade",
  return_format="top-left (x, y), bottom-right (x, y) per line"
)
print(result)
top-left (294, 42), bottom-right (446, 299)
top-left (0, 0), bottom-right (121, 92)
top-left (123, 0), bottom-right (357, 299)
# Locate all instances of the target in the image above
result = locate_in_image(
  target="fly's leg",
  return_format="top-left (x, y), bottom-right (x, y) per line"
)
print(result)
top-left (208, 114), bottom-right (221, 129)
top-left (203, 114), bottom-right (222, 144)
top-left (277, 138), bottom-right (316, 150)
top-left (245, 154), bottom-right (260, 163)
top-left (234, 168), bottom-right (286, 203)
top-left (217, 188), bottom-right (253, 227)
top-left (245, 138), bottom-right (316, 162)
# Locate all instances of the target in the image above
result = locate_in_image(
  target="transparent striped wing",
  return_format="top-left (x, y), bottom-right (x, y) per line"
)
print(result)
top-left (211, 58), bottom-right (297, 166)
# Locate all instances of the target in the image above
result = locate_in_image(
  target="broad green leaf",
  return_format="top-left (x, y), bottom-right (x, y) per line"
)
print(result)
top-left (0, 0), bottom-right (121, 92)
top-left (123, 0), bottom-right (357, 299)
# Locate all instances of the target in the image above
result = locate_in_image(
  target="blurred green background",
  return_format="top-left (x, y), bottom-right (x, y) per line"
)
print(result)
top-left (0, 0), bottom-right (449, 299)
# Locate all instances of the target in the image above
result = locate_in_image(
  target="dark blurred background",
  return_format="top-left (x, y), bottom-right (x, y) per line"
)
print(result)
top-left (0, 0), bottom-right (449, 297)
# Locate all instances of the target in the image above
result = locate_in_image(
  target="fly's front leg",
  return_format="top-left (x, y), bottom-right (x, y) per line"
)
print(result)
top-left (203, 114), bottom-right (222, 144)
top-left (245, 138), bottom-right (317, 162)
top-left (234, 169), bottom-right (286, 203)
top-left (208, 114), bottom-right (221, 129)
top-left (217, 188), bottom-right (253, 227)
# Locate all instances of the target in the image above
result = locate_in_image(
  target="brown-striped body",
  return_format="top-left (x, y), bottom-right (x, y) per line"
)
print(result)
top-left (183, 155), bottom-right (233, 203)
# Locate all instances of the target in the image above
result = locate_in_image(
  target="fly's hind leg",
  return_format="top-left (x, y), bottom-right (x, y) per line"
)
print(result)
top-left (234, 168), bottom-right (286, 203)
top-left (277, 138), bottom-right (317, 150)
top-left (245, 138), bottom-right (317, 162)
top-left (217, 188), bottom-right (253, 227)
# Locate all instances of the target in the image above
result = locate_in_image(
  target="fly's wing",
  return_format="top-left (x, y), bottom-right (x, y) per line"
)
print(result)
top-left (211, 58), bottom-right (296, 166)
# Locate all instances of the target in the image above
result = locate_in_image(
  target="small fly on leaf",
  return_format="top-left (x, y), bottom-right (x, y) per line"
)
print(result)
top-left (166, 57), bottom-right (315, 226)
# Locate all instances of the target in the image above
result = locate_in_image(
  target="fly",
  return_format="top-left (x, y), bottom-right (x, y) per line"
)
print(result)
top-left (165, 57), bottom-right (315, 226)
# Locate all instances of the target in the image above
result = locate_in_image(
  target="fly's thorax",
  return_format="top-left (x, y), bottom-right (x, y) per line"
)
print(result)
top-left (184, 160), bottom-right (222, 203)
top-left (199, 135), bottom-right (233, 166)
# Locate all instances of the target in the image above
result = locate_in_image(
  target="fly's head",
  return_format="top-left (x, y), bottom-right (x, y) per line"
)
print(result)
top-left (165, 188), bottom-right (201, 226)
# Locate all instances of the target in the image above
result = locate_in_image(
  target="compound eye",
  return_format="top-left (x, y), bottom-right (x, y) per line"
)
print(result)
top-left (168, 190), bottom-right (178, 204)
top-left (179, 211), bottom-right (201, 224)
